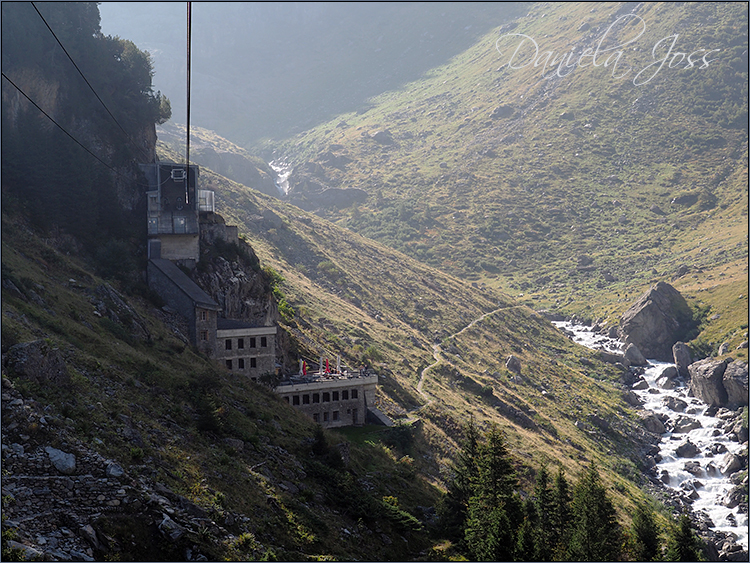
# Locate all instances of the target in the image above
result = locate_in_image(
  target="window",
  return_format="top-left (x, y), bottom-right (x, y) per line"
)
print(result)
top-left (238, 358), bottom-right (245, 369)
top-left (250, 358), bottom-right (257, 368)
top-left (225, 339), bottom-right (232, 350)
top-left (312, 393), bottom-right (320, 404)
top-left (323, 412), bottom-right (329, 422)
top-left (332, 391), bottom-right (339, 401)
top-left (313, 413), bottom-right (320, 423)
top-left (303, 394), bottom-right (310, 405)
top-left (261, 336), bottom-right (268, 348)
top-left (351, 389), bottom-right (358, 399)
top-left (249, 337), bottom-right (256, 348)
top-left (238, 338), bottom-right (244, 349)
top-left (333, 411), bottom-right (339, 421)
top-left (225, 360), bottom-right (232, 370)
top-left (293, 395), bottom-right (300, 406)
top-left (322, 392), bottom-right (330, 402)
top-left (284, 396), bottom-right (289, 403)
top-left (342, 390), bottom-right (349, 400)
top-left (200, 331), bottom-right (208, 341)
top-left (200, 310), bottom-right (207, 321)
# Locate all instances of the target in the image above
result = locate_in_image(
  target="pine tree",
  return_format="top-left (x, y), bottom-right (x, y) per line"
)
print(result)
top-left (567, 462), bottom-right (622, 561)
top-left (550, 466), bottom-right (571, 559)
top-left (533, 464), bottom-right (554, 561)
top-left (665, 513), bottom-right (703, 562)
top-left (631, 503), bottom-right (661, 562)
top-left (515, 498), bottom-right (538, 561)
top-left (464, 425), bottom-right (521, 561)
top-left (437, 418), bottom-right (481, 543)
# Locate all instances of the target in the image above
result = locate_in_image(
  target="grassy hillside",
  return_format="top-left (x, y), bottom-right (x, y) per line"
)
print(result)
top-left (179, 144), bottom-right (672, 528)
top-left (262, 1), bottom-right (748, 354)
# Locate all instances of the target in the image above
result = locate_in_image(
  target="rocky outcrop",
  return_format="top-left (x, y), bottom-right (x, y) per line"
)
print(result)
top-left (689, 359), bottom-right (729, 407)
top-left (619, 282), bottom-right (695, 361)
top-left (673, 342), bottom-right (693, 377)
top-left (687, 359), bottom-right (747, 408)
top-left (3, 340), bottom-right (70, 387)
top-left (723, 361), bottom-right (749, 408)
top-left (505, 355), bottom-right (522, 374)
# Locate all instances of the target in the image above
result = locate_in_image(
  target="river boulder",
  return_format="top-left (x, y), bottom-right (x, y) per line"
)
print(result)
top-left (722, 361), bottom-right (748, 408)
top-left (672, 342), bottom-right (692, 377)
top-left (675, 440), bottom-right (700, 457)
top-left (624, 343), bottom-right (648, 366)
top-left (688, 358), bottom-right (729, 407)
top-left (619, 282), bottom-right (695, 361)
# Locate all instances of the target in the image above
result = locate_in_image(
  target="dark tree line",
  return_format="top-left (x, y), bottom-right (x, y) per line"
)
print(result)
top-left (437, 421), bottom-right (706, 561)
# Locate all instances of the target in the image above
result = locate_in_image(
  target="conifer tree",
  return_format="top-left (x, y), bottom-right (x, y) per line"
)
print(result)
top-left (631, 503), bottom-right (661, 562)
top-left (464, 425), bottom-right (521, 561)
top-left (567, 462), bottom-right (622, 561)
top-left (533, 464), bottom-right (554, 561)
top-left (515, 498), bottom-right (537, 561)
top-left (550, 466), bottom-right (571, 558)
top-left (437, 418), bottom-right (480, 544)
top-left (665, 513), bottom-right (704, 562)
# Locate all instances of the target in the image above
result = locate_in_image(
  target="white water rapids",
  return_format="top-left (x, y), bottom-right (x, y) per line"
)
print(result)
top-left (553, 321), bottom-right (748, 550)
top-left (269, 160), bottom-right (292, 196)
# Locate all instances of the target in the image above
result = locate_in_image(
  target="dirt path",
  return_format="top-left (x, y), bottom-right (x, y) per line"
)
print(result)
top-left (415, 304), bottom-right (526, 407)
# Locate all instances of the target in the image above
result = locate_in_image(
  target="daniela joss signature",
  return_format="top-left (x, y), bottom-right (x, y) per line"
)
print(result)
top-left (495, 14), bottom-right (721, 86)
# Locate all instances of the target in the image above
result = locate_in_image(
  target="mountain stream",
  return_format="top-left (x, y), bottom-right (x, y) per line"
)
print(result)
top-left (553, 321), bottom-right (748, 551)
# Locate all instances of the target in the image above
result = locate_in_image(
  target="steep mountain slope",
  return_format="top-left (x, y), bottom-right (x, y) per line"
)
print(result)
top-left (265, 1), bottom-right (748, 353)
top-left (178, 144), bottom-right (671, 523)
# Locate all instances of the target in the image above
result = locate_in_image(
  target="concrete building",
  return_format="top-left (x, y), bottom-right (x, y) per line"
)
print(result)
top-left (215, 318), bottom-right (276, 380)
top-left (275, 372), bottom-right (378, 428)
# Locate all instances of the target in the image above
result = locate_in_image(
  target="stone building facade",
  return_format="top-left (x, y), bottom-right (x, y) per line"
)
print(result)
top-left (215, 318), bottom-right (276, 380)
top-left (274, 374), bottom-right (378, 428)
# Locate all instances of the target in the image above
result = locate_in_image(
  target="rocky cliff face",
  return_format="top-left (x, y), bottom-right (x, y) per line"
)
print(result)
top-left (619, 282), bottom-right (696, 361)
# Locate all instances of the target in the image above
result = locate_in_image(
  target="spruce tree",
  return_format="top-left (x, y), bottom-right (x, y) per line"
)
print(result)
top-left (464, 425), bottom-right (521, 561)
top-left (533, 464), bottom-right (554, 561)
top-left (550, 466), bottom-right (571, 559)
top-left (515, 498), bottom-right (538, 561)
top-left (567, 462), bottom-right (622, 561)
top-left (631, 503), bottom-right (661, 562)
top-left (665, 513), bottom-right (703, 562)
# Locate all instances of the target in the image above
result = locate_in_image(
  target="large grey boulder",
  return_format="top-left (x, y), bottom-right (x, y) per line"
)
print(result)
top-left (640, 412), bottom-right (666, 434)
top-left (723, 361), bottom-right (748, 408)
top-left (45, 447), bottom-right (76, 475)
top-left (688, 359), bottom-right (728, 407)
top-left (505, 355), bottom-right (522, 374)
top-left (672, 342), bottom-right (692, 377)
top-left (624, 343), bottom-right (648, 366)
top-left (619, 282), bottom-right (695, 361)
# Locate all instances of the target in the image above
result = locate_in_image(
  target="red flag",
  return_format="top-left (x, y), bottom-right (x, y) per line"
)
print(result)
top-left (302, 361), bottom-right (307, 376)
top-left (325, 358), bottom-right (330, 374)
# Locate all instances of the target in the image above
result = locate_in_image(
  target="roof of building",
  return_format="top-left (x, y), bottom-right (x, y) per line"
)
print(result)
top-left (216, 318), bottom-right (273, 330)
top-left (149, 259), bottom-right (221, 310)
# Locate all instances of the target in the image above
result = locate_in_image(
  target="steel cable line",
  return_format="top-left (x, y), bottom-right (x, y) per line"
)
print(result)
top-left (30, 1), bottom-right (155, 163)
top-left (2, 72), bottom-right (116, 173)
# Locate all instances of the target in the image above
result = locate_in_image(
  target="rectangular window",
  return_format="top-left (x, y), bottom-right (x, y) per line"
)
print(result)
top-left (313, 413), bottom-right (320, 423)
top-left (250, 358), bottom-right (257, 368)
top-left (323, 412), bottom-right (329, 422)
top-left (293, 395), bottom-right (300, 406)
top-left (173, 216), bottom-right (187, 234)
top-left (200, 310), bottom-right (207, 321)
top-left (250, 337), bottom-right (256, 348)
top-left (284, 396), bottom-right (289, 403)
top-left (342, 390), bottom-right (349, 400)
top-left (322, 392), bottom-right (330, 402)
top-left (225, 360), bottom-right (232, 370)
top-left (303, 394), bottom-right (310, 405)
top-left (200, 330), bottom-right (208, 341)
top-left (312, 393), bottom-right (320, 404)
top-left (225, 339), bottom-right (232, 350)
top-left (333, 411), bottom-right (339, 421)
top-left (238, 358), bottom-right (245, 369)
top-left (332, 391), bottom-right (339, 401)
top-left (351, 389), bottom-right (358, 399)
top-left (238, 338), bottom-right (244, 349)
top-left (261, 336), bottom-right (268, 348)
